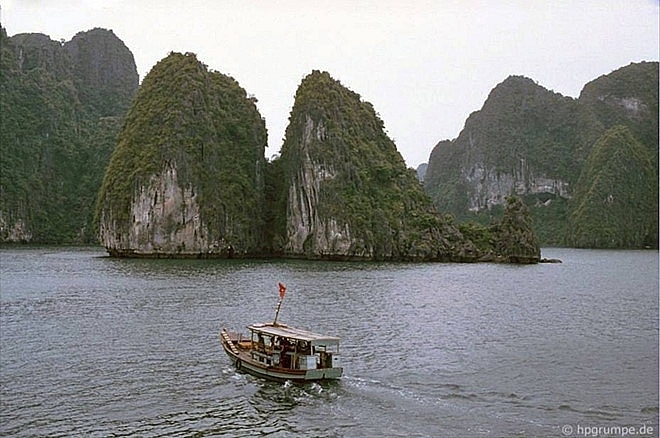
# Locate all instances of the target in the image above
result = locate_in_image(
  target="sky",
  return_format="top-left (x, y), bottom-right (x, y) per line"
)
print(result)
top-left (2, 0), bottom-right (658, 168)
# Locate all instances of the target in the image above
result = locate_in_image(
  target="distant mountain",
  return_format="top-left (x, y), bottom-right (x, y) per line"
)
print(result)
top-left (424, 62), bottom-right (658, 248)
top-left (0, 27), bottom-right (138, 243)
top-left (579, 61), bottom-right (659, 172)
top-left (95, 52), bottom-right (267, 257)
top-left (66, 28), bottom-right (140, 117)
top-left (416, 163), bottom-right (428, 182)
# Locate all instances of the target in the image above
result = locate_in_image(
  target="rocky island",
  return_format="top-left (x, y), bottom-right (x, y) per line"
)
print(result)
top-left (95, 52), bottom-right (267, 257)
top-left (95, 63), bottom-right (541, 263)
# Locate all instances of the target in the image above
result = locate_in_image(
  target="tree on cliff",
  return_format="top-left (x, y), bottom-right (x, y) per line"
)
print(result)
top-left (95, 52), bottom-right (267, 257)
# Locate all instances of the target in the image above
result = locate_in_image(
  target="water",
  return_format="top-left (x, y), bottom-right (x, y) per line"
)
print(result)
top-left (0, 247), bottom-right (657, 437)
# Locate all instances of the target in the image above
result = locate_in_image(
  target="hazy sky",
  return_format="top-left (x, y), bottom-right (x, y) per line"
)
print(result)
top-left (2, 0), bottom-right (658, 167)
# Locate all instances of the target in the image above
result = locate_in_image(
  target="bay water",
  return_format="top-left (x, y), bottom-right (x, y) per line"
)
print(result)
top-left (1, 247), bottom-right (657, 437)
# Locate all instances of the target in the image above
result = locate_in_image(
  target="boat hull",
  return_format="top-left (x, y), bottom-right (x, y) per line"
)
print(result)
top-left (220, 329), bottom-right (342, 382)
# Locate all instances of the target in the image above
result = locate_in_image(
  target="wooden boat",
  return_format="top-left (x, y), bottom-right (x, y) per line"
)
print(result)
top-left (220, 283), bottom-right (343, 382)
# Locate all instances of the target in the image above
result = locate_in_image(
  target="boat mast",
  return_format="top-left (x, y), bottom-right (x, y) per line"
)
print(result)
top-left (272, 282), bottom-right (287, 326)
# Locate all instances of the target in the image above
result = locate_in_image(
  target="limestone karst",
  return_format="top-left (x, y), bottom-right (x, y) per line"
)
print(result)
top-left (95, 52), bottom-right (267, 257)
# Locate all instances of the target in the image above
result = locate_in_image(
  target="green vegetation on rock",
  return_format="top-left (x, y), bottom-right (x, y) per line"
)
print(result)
top-left (568, 126), bottom-right (657, 248)
top-left (424, 75), bottom-right (602, 243)
top-left (287, 72), bottom-right (425, 256)
top-left (423, 62), bottom-right (658, 249)
top-left (496, 196), bottom-right (541, 263)
top-left (457, 196), bottom-right (540, 263)
top-left (0, 27), bottom-right (137, 243)
top-left (2, 24), bottom-right (545, 262)
top-left (279, 71), bottom-right (446, 260)
top-left (579, 61), bottom-right (659, 170)
top-left (276, 70), bottom-right (538, 262)
top-left (95, 52), bottom-right (267, 256)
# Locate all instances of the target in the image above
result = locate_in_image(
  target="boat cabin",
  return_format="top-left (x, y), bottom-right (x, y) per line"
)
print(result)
top-left (246, 323), bottom-right (341, 371)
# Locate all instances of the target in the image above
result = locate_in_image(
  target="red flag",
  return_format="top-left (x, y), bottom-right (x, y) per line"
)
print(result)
top-left (278, 282), bottom-right (286, 299)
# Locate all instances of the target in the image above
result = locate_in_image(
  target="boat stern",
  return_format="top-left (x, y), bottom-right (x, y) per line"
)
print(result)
top-left (303, 366), bottom-right (343, 380)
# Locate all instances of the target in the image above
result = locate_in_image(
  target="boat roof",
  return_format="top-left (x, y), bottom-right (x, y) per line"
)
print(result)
top-left (247, 323), bottom-right (340, 346)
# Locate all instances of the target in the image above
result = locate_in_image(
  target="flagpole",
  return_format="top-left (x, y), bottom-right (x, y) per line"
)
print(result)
top-left (273, 282), bottom-right (286, 326)
top-left (273, 298), bottom-right (283, 326)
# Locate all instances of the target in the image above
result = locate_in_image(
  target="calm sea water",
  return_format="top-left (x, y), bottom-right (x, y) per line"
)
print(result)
top-left (0, 247), bottom-right (657, 437)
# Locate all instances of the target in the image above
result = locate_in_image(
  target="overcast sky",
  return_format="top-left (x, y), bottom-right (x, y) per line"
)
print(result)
top-left (2, 0), bottom-right (658, 167)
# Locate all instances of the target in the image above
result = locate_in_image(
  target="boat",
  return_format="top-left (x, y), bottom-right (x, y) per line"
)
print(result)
top-left (220, 283), bottom-right (343, 382)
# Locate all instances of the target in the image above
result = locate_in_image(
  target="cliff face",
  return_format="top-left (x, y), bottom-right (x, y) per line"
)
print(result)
top-left (100, 162), bottom-right (210, 255)
top-left (424, 62), bottom-right (658, 248)
top-left (278, 71), bottom-right (487, 261)
top-left (425, 76), bottom-right (596, 215)
top-left (96, 52), bottom-right (267, 257)
top-left (65, 28), bottom-right (139, 117)
top-left (0, 27), bottom-right (138, 243)
top-left (285, 114), bottom-right (355, 256)
top-left (9, 32), bottom-right (71, 80)
top-left (7, 27), bottom-right (137, 118)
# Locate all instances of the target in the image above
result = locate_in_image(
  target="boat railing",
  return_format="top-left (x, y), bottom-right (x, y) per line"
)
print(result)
top-left (220, 330), bottom-right (240, 355)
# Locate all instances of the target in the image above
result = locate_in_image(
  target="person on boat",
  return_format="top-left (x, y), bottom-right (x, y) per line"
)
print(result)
top-left (279, 338), bottom-right (292, 369)
top-left (299, 340), bottom-right (311, 355)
